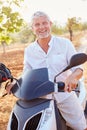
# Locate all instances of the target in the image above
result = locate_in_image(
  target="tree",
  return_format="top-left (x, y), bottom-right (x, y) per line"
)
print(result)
top-left (82, 22), bottom-right (87, 31)
top-left (0, 0), bottom-right (24, 53)
top-left (51, 21), bottom-right (65, 35)
top-left (66, 17), bottom-right (82, 41)
top-left (18, 24), bottom-right (36, 43)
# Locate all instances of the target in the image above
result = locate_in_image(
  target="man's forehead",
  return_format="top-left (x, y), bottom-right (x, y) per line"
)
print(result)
top-left (32, 16), bottom-right (50, 23)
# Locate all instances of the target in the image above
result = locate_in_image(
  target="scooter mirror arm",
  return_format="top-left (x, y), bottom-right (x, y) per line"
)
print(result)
top-left (1, 77), bottom-right (18, 97)
top-left (54, 65), bottom-right (70, 83)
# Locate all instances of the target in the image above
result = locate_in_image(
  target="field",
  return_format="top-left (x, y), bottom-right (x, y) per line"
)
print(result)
top-left (0, 32), bottom-right (87, 130)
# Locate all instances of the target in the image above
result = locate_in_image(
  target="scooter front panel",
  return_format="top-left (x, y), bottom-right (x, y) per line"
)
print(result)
top-left (7, 99), bottom-right (55, 130)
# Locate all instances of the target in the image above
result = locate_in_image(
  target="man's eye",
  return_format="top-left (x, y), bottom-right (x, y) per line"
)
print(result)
top-left (35, 24), bottom-right (40, 27)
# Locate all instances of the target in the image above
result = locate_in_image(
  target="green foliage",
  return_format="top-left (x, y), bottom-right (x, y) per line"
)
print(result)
top-left (0, 35), bottom-right (12, 45)
top-left (12, 0), bottom-right (24, 6)
top-left (0, 0), bottom-right (24, 52)
top-left (65, 17), bottom-right (82, 40)
top-left (66, 17), bottom-right (82, 31)
top-left (0, 14), bottom-right (4, 23)
top-left (0, 0), bottom-right (24, 7)
top-left (17, 24), bottom-right (36, 43)
top-left (2, 6), bottom-right (12, 17)
top-left (51, 22), bottom-right (65, 35)
top-left (81, 22), bottom-right (87, 30)
top-left (1, 6), bottom-right (24, 33)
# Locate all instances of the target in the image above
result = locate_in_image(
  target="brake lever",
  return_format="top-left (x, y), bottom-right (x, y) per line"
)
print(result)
top-left (2, 93), bottom-right (8, 97)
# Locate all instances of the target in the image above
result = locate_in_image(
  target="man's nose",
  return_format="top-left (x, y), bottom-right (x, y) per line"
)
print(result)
top-left (39, 24), bottom-right (44, 28)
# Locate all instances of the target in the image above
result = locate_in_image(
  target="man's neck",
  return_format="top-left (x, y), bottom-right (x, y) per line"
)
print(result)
top-left (37, 35), bottom-right (51, 53)
top-left (37, 35), bottom-right (51, 46)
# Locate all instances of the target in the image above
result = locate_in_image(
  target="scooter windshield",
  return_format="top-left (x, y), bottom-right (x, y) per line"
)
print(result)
top-left (11, 68), bottom-right (54, 100)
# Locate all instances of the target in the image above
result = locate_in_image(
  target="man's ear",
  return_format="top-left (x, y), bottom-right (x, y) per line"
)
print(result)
top-left (30, 24), bottom-right (33, 30)
top-left (31, 25), bottom-right (35, 33)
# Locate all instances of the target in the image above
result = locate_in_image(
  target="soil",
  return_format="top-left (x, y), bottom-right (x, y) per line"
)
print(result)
top-left (0, 48), bottom-right (24, 130)
top-left (0, 33), bottom-right (87, 130)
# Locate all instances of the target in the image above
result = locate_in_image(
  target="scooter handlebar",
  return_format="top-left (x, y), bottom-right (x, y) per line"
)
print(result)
top-left (57, 82), bottom-right (65, 92)
top-left (56, 81), bottom-right (80, 93)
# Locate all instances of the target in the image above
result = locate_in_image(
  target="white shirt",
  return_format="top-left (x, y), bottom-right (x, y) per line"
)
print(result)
top-left (23, 36), bottom-right (79, 102)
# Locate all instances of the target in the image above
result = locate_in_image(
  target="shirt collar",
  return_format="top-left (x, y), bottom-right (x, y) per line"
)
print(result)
top-left (48, 36), bottom-right (54, 46)
top-left (35, 35), bottom-right (54, 50)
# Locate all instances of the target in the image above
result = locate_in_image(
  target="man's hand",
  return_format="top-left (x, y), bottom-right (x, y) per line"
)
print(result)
top-left (5, 82), bottom-right (14, 94)
top-left (64, 68), bottom-right (83, 92)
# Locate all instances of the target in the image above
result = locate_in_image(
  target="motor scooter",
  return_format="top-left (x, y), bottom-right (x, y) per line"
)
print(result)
top-left (5, 53), bottom-right (87, 130)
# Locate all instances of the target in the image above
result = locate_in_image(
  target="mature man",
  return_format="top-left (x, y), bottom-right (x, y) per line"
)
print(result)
top-left (6, 11), bottom-right (87, 130)
top-left (23, 11), bottom-right (87, 130)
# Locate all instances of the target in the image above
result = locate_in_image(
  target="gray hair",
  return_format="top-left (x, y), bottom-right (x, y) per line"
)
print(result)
top-left (31, 11), bottom-right (50, 22)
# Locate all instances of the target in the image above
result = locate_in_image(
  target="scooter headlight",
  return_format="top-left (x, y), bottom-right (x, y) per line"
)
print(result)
top-left (40, 108), bottom-right (52, 128)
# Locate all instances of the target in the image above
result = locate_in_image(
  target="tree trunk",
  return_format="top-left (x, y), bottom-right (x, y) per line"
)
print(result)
top-left (2, 41), bottom-right (6, 54)
top-left (69, 30), bottom-right (73, 41)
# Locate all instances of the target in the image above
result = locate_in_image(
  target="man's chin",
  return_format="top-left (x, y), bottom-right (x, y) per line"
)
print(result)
top-left (38, 34), bottom-right (50, 39)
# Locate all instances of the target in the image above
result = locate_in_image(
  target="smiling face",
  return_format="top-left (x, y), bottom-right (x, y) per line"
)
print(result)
top-left (32, 16), bottom-right (52, 39)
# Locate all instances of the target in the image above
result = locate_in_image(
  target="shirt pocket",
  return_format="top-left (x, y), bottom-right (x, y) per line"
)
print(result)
top-left (51, 54), bottom-right (67, 70)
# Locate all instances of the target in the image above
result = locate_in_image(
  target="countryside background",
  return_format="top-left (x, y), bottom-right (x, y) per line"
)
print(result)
top-left (0, 0), bottom-right (87, 129)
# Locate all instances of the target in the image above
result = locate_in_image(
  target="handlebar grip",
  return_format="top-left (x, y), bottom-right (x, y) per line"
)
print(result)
top-left (57, 82), bottom-right (65, 92)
